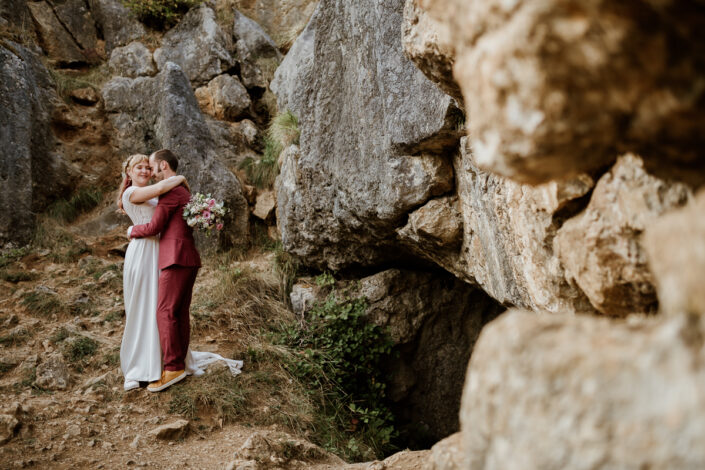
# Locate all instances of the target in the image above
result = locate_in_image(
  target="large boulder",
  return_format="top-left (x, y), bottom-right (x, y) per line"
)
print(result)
top-left (272, 0), bottom-right (461, 271)
top-left (88, 0), bottom-right (145, 54)
top-left (53, 0), bottom-right (99, 52)
top-left (27, 1), bottom-right (86, 66)
top-left (401, 0), bottom-right (461, 105)
top-left (420, 0), bottom-right (705, 184)
top-left (195, 74), bottom-right (251, 120)
top-left (459, 310), bottom-right (705, 469)
top-left (109, 41), bottom-right (157, 78)
top-left (228, 0), bottom-right (318, 50)
top-left (555, 154), bottom-right (690, 316)
top-left (0, 42), bottom-right (74, 246)
top-left (154, 5), bottom-right (234, 86)
top-left (232, 10), bottom-right (282, 90)
top-left (102, 62), bottom-right (249, 246)
top-left (644, 189), bottom-right (705, 316)
top-left (399, 137), bottom-right (596, 314)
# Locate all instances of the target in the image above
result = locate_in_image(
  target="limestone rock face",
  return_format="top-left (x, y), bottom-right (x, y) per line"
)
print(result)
top-left (27, 1), bottom-right (86, 66)
top-left (293, 268), bottom-right (504, 441)
top-left (0, 42), bottom-right (74, 245)
top-left (644, 190), bottom-right (705, 316)
top-left (399, 138), bottom-right (595, 314)
top-left (109, 42), bottom-right (156, 78)
top-left (420, 0), bottom-right (705, 184)
top-left (401, 0), bottom-right (461, 104)
top-left (88, 0), bottom-right (145, 54)
top-left (53, 0), bottom-right (99, 52)
top-left (555, 154), bottom-right (690, 316)
top-left (102, 62), bottom-right (248, 246)
top-left (272, 0), bottom-right (459, 270)
top-left (427, 432), bottom-right (465, 470)
top-left (270, 4), bottom-right (316, 116)
top-left (154, 5), bottom-right (234, 86)
top-left (205, 118), bottom-right (259, 171)
top-left (233, 10), bottom-right (283, 90)
top-left (195, 74), bottom-right (251, 121)
top-left (460, 310), bottom-right (705, 470)
top-left (228, 0), bottom-right (318, 50)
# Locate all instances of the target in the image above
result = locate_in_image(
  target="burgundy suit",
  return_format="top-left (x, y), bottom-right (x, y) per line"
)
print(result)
top-left (130, 185), bottom-right (201, 371)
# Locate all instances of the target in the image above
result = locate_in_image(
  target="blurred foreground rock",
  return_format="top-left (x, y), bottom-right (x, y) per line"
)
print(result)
top-left (555, 154), bottom-right (690, 316)
top-left (419, 0), bottom-right (705, 184)
top-left (644, 189), bottom-right (705, 316)
top-left (457, 310), bottom-right (705, 470)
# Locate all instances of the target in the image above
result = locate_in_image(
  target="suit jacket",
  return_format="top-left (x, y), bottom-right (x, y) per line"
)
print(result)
top-left (130, 185), bottom-right (201, 270)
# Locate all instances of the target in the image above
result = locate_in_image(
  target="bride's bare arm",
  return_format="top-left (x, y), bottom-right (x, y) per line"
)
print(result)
top-left (129, 175), bottom-right (187, 204)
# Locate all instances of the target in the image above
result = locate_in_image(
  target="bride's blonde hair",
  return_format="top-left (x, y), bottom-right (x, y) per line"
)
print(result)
top-left (117, 154), bottom-right (149, 212)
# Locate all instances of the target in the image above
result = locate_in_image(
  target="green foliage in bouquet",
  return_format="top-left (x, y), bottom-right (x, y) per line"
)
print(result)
top-left (121, 0), bottom-right (204, 29)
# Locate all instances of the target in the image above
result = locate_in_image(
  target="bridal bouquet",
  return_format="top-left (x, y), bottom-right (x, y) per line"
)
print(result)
top-left (183, 193), bottom-right (227, 235)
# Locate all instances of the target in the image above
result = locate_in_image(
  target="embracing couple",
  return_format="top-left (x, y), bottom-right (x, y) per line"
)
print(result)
top-left (117, 149), bottom-right (241, 392)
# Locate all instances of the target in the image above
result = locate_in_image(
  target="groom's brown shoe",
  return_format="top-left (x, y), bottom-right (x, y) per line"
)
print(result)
top-left (147, 369), bottom-right (187, 392)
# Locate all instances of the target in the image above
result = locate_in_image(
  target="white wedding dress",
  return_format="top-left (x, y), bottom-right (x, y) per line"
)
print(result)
top-left (120, 186), bottom-right (243, 387)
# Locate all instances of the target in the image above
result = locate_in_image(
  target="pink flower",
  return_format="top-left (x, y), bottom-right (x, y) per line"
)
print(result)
top-left (203, 211), bottom-right (211, 219)
top-left (208, 199), bottom-right (216, 207)
top-left (216, 223), bottom-right (224, 230)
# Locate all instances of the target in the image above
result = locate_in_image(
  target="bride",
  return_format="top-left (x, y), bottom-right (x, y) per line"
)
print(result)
top-left (118, 153), bottom-right (242, 391)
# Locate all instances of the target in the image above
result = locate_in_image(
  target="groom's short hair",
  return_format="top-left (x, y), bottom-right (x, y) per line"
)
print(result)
top-left (152, 149), bottom-right (179, 171)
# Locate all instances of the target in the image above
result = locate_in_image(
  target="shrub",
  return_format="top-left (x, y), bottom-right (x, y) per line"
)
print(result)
top-left (122, 0), bottom-right (204, 29)
top-left (64, 336), bottom-right (99, 364)
top-left (276, 295), bottom-right (397, 460)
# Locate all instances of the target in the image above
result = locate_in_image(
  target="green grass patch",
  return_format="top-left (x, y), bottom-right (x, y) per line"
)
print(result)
top-left (63, 336), bottom-right (99, 370)
top-left (32, 217), bottom-right (91, 263)
top-left (0, 328), bottom-right (30, 347)
top-left (269, 109), bottom-right (300, 148)
top-left (0, 246), bottom-right (29, 269)
top-left (239, 136), bottom-right (281, 189)
top-left (50, 327), bottom-right (70, 344)
top-left (0, 270), bottom-right (38, 283)
top-left (48, 187), bottom-right (103, 223)
top-left (21, 290), bottom-right (64, 317)
top-left (239, 110), bottom-right (300, 189)
top-left (104, 310), bottom-right (124, 323)
top-left (168, 367), bottom-right (247, 422)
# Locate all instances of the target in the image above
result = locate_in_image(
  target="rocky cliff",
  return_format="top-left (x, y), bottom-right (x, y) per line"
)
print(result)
top-left (3, 0), bottom-right (705, 468)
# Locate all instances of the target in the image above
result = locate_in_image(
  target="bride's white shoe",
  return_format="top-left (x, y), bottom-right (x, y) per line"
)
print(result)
top-left (124, 380), bottom-right (139, 391)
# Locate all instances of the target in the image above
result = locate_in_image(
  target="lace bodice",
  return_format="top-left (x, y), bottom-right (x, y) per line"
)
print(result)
top-left (122, 186), bottom-right (158, 225)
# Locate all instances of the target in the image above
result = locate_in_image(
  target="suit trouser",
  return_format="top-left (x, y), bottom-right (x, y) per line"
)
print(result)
top-left (157, 265), bottom-right (199, 371)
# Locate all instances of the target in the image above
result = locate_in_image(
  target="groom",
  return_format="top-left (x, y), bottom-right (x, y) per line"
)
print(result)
top-left (128, 149), bottom-right (201, 392)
